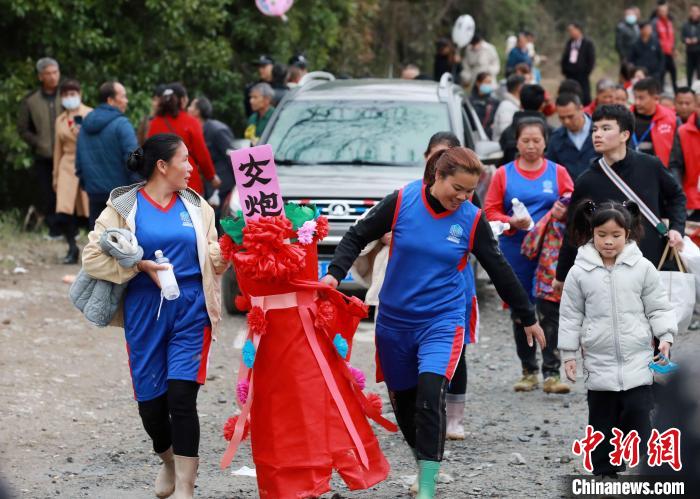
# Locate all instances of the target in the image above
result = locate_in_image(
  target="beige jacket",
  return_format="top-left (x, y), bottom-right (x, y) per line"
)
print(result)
top-left (82, 183), bottom-right (228, 337)
top-left (53, 105), bottom-right (92, 216)
top-left (460, 41), bottom-right (501, 85)
top-left (350, 239), bottom-right (389, 307)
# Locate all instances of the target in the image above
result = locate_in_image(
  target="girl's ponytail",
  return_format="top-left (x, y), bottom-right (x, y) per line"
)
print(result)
top-left (621, 200), bottom-right (645, 242)
top-left (569, 199), bottom-right (596, 247)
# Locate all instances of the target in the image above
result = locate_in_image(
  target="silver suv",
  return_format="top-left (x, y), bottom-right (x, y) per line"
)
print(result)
top-left (223, 73), bottom-right (501, 313)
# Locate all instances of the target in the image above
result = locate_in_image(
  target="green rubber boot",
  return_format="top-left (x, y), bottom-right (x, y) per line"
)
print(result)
top-left (416, 460), bottom-right (440, 499)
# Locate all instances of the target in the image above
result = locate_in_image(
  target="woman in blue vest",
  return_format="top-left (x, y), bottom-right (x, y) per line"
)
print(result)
top-left (322, 147), bottom-right (545, 499)
top-left (82, 134), bottom-right (227, 498)
top-left (484, 118), bottom-right (573, 393)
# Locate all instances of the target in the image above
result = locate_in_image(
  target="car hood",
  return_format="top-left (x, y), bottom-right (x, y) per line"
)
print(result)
top-left (276, 164), bottom-right (424, 199)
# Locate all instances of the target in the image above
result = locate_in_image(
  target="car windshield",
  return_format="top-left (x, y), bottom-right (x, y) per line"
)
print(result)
top-left (267, 100), bottom-right (451, 165)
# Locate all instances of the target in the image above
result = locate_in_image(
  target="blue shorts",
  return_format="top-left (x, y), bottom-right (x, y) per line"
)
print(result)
top-left (123, 278), bottom-right (212, 402)
top-left (375, 312), bottom-right (465, 391)
top-left (464, 294), bottom-right (479, 345)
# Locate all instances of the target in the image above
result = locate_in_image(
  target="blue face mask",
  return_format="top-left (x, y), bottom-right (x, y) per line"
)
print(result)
top-left (625, 14), bottom-right (637, 24)
top-left (479, 84), bottom-right (494, 95)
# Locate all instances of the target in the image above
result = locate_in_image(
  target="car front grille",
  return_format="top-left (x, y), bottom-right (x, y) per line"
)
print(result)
top-left (284, 198), bottom-right (378, 223)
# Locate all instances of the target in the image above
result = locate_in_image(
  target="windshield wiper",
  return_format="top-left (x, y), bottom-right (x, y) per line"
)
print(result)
top-left (322, 159), bottom-right (416, 167)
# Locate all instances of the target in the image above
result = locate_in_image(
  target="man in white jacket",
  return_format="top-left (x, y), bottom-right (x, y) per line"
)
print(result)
top-left (492, 74), bottom-right (524, 142)
top-left (460, 34), bottom-right (501, 87)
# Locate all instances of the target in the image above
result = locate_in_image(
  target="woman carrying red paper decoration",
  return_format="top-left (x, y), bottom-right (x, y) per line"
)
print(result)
top-left (321, 147), bottom-right (546, 499)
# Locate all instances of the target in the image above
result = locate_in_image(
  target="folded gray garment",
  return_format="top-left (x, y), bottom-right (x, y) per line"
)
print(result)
top-left (99, 228), bottom-right (143, 268)
top-left (69, 228), bottom-right (143, 327)
top-left (69, 272), bottom-right (127, 327)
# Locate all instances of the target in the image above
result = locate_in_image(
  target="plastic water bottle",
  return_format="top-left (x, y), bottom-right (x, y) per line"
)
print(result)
top-left (511, 198), bottom-right (534, 230)
top-left (154, 250), bottom-right (180, 300)
top-left (489, 221), bottom-right (511, 237)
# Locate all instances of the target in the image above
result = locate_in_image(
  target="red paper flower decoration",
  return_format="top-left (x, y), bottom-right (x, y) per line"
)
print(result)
top-left (219, 234), bottom-right (240, 262)
top-left (315, 216), bottom-right (329, 241)
top-left (247, 306), bottom-right (267, 335)
top-left (314, 300), bottom-right (336, 333)
top-left (234, 216), bottom-right (307, 280)
top-left (223, 415), bottom-right (250, 441)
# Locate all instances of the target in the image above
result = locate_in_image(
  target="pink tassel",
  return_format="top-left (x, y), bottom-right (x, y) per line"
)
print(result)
top-left (348, 364), bottom-right (366, 390)
top-left (237, 379), bottom-right (250, 404)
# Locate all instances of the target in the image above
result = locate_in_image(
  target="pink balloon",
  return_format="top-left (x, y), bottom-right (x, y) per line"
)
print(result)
top-left (256, 0), bottom-right (294, 17)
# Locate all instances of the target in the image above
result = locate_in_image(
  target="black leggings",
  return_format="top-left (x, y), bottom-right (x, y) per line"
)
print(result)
top-left (512, 300), bottom-right (561, 377)
top-left (54, 213), bottom-right (78, 251)
top-left (447, 349), bottom-right (467, 397)
top-left (389, 372), bottom-right (448, 461)
top-left (137, 380), bottom-right (201, 457)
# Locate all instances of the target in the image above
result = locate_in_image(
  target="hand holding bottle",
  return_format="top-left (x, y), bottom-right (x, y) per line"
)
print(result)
top-left (136, 260), bottom-right (170, 288)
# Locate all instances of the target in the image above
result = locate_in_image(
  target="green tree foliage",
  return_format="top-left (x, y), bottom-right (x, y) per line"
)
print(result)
top-left (0, 0), bottom-right (675, 211)
top-left (0, 0), bottom-right (373, 209)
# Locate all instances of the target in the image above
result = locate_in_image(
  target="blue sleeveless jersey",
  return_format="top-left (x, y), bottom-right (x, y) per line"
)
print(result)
top-left (498, 160), bottom-right (560, 297)
top-left (379, 180), bottom-right (481, 323)
top-left (128, 191), bottom-right (201, 292)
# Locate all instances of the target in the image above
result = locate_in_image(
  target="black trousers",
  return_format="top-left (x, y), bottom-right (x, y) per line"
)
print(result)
top-left (33, 156), bottom-right (59, 235)
top-left (660, 54), bottom-right (678, 92)
top-left (587, 385), bottom-right (653, 475)
top-left (88, 193), bottom-right (110, 231)
top-left (568, 74), bottom-right (592, 105)
top-left (389, 373), bottom-right (448, 462)
top-left (447, 348), bottom-right (467, 396)
top-left (512, 299), bottom-right (561, 377)
top-left (688, 51), bottom-right (700, 86)
top-left (54, 213), bottom-right (78, 251)
top-left (137, 380), bottom-right (201, 457)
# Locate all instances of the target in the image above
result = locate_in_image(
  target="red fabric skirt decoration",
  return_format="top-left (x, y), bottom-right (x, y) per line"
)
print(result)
top-left (220, 216), bottom-right (395, 498)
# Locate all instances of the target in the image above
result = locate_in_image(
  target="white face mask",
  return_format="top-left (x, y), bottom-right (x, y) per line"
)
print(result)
top-left (62, 95), bottom-right (81, 110)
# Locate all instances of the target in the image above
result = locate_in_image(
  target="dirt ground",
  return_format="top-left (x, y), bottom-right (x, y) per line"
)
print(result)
top-left (1, 236), bottom-right (699, 498)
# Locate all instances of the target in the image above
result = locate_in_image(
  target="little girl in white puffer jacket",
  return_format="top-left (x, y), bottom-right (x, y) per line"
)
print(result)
top-left (558, 200), bottom-right (676, 477)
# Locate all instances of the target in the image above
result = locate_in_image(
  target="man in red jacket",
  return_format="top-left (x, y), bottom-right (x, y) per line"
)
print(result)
top-left (670, 111), bottom-right (700, 221)
top-left (631, 77), bottom-right (677, 166)
top-left (653, 0), bottom-right (678, 92)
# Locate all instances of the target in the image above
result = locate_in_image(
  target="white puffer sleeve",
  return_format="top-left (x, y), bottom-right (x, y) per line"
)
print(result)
top-left (641, 260), bottom-right (677, 344)
top-left (558, 267), bottom-right (586, 357)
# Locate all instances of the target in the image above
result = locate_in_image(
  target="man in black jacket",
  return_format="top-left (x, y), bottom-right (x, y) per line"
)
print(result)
top-left (630, 22), bottom-right (665, 83)
top-left (554, 104), bottom-right (686, 289)
top-left (561, 23), bottom-right (596, 105)
top-left (188, 96), bottom-right (235, 229)
top-left (682, 4), bottom-right (700, 86)
top-left (616, 7), bottom-right (640, 63)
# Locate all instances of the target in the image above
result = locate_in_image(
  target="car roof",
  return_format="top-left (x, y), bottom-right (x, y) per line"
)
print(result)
top-left (293, 78), bottom-right (459, 103)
